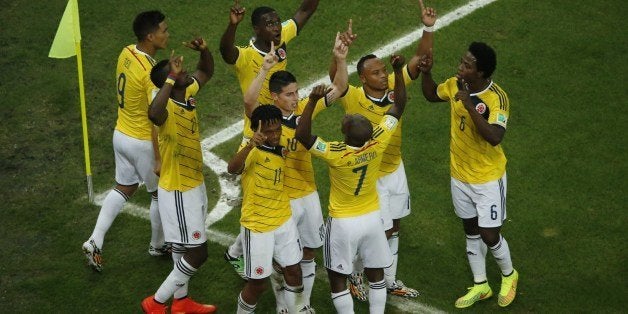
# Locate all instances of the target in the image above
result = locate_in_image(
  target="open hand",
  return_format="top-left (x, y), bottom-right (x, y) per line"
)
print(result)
top-left (309, 84), bottom-right (330, 103)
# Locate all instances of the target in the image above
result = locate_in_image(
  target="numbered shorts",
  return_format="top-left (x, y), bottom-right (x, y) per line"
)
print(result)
top-left (242, 217), bottom-right (303, 280)
top-left (377, 161), bottom-right (411, 230)
top-left (290, 191), bottom-right (324, 249)
top-left (158, 183), bottom-right (208, 245)
top-left (323, 210), bottom-right (393, 275)
top-left (451, 173), bottom-right (507, 228)
top-left (113, 130), bottom-right (158, 192)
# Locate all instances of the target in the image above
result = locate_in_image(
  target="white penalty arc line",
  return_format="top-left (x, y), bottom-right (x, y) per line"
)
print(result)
top-left (93, 0), bottom-right (498, 312)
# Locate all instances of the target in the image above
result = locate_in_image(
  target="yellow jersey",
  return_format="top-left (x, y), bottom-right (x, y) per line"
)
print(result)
top-left (436, 77), bottom-right (510, 184)
top-left (234, 19), bottom-right (298, 139)
top-left (280, 97), bottom-right (328, 199)
top-left (115, 44), bottom-right (157, 140)
top-left (157, 79), bottom-right (204, 191)
top-left (240, 145), bottom-right (291, 232)
top-left (338, 66), bottom-right (412, 175)
top-left (309, 115), bottom-right (399, 218)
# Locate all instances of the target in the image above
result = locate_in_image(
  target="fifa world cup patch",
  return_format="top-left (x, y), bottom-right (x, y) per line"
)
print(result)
top-left (498, 113), bottom-right (508, 124)
top-left (383, 115), bottom-right (398, 130)
top-left (315, 141), bottom-right (327, 153)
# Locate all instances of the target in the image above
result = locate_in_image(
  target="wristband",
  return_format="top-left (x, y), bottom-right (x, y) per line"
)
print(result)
top-left (165, 78), bottom-right (175, 85)
top-left (424, 25), bottom-right (434, 32)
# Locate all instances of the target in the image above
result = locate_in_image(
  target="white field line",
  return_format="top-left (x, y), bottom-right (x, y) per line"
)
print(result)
top-left (92, 0), bottom-right (498, 312)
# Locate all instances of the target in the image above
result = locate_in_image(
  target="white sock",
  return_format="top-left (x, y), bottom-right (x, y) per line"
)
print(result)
top-left (90, 188), bottom-right (127, 248)
top-left (384, 231), bottom-right (399, 288)
top-left (170, 244), bottom-right (188, 299)
top-left (154, 257), bottom-right (196, 303)
top-left (301, 259), bottom-right (316, 306)
top-left (284, 284), bottom-right (304, 313)
top-left (229, 232), bottom-right (244, 257)
top-left (489, 235), bottom-right (514, 276)
top-left (368, 279), bottom-right (387, 314)
top-left (270, 266), bottom-right (287, 312)
top-left (149, 194), bottom-right (164, 247)
top-left (466, 234), bottom-right (488, 283)
top-left (331, 290), bottom-right (354, 314)
top-left (237, 292), bottom-right (256, 314)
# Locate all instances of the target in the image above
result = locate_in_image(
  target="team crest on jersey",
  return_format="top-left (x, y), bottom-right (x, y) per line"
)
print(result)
top-left (192, 231), bottom-right (201, 240)
top-left (276, 48), bottom-right (287, 60)
top-left (281, 147), bottom-right (289, 158)
top-left (265, 157), bottom-right (271, 163)
top-left (188, 97), bottom-right (197, 108)
top-left (475, 102), bottom-right (487, 114)
top-left (387, 91), bottom-right (395, 102)
top-left (255, 266), bottom-right (264, 275)
top-left (315, 141), bottom-right (327, 153)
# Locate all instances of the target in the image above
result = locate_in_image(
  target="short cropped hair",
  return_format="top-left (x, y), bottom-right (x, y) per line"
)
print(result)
top-left (269, 71), bottom-right (297, 94)
top-left (149, 59), bottom-right (169, 88)
top-left (251, 6), bottom-right (275, 27)
top-left (357, 54), bottom-right (378, 75)
top-left (250, 104), bottom-right (282, 131)
top-left (346, 114), bottom-right (373, 146)
top-left (133, 10), bottom-right (165, 41)
top-left (468, 42), bottom-right (496, 78)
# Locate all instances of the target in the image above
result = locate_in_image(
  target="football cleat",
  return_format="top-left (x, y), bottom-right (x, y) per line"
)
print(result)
top-left (171, 297), bottom-right (216, 314)
top-left (141, 295), bottom-right (167, 314)
top-left (299, 304), bottom-right (316, 313)
top-left (82, 239), bottom-right (103, 272)
top-left (498, 269), bottom-right (519, 307)
top-left (348, 272), bottom-right (368, 301)
top-left (387, 280), bottom-right (419, 298)
top-left (455, 282), bottom-right (493, 308)
top-left (224, 249), bottom-right (247, 280)
top-left (148, 243), bottom-right (171, 257)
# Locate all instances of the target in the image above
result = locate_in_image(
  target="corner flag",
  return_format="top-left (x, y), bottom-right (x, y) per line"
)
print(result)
top-left (49, 0), bottom-right (94, 203)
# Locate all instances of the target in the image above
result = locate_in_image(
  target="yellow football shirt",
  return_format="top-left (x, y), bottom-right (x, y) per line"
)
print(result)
top-left (234, 19), bottom-right (298, 139)
top-left (157, 79), bottom-right (204, 191)
top-left (436, 77), bottom-right (510, 184)
top-left (240, 145), bottom-right (292, 233)
top-left (280, 97), bottom-right (328, 199)
top-left (338, 66), bottom-right (412, 175)
top-left (115, 44), bottom-right (157, 140)
top-left (309, 115), bottom-right (399, 218)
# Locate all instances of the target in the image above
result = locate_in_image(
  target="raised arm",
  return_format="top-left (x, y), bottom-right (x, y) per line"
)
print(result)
top-left (386, 55), bottom-right (408, 119)
top-left (329, 19), bottom-right (357, 82)
top-left (296, 85), bottom-right (327, 149)
top-left (219, 0), bottom-right (246, 65)
top-left (149, 52), bottom-right (182, 126)
top-left (243, 42), bottom-right (278, 118)
top-left (292, 0), bottom-right (320, 31)
top-left (419, 48), bottom-right (443, 102)
top-left (324, 33), bottom-right (349, 103)
top-left (184, 37), bottom-right (214, 87)
top-left (407, 0), bottom-right (437, 79)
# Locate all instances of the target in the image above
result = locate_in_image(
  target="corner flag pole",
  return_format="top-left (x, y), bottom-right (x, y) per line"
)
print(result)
top-left (49, 0), bottom-right (93, 203)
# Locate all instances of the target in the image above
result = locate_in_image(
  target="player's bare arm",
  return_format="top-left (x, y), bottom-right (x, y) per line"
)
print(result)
top-left (292, 0), bottom-right (320, 31)
top-left (228, 123), bottom-right (266, 174)
top-left (325, 32), bottom-right (349, 103)
top-left (419, 49), bottom-right (443, 102)
top-left (220, 0), bottom-right (246, 64)
top-left (243, 42), bottom-right (278, 118)
top-left (184, 37), bottom-right (214, 86)
top-left (295, 85), bottom-right (326, 149)
top-left (148, 51), bottom-right (182, 126)
top-left (408, 0), bottom-right (437, 79)
top-left (329, 19), bottom-right (357, 82)
top-left (386, 55), bottom-right (408, 119)
top-left (456, 79), bottom-right (505, 146)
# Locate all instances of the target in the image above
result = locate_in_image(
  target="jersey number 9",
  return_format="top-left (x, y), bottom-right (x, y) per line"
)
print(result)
top-left (117, 73), bottom-right (126, 108)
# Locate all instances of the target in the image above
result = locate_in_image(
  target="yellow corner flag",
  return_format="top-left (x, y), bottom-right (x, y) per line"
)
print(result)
top-left (49, 0), bottom-right (81, 58)
top-left (49, 0), bottom-right (94, 203)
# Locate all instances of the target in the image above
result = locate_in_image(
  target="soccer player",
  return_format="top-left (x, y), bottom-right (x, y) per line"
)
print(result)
top-left (82, 10), bottom-right (169, 272)
top-left (219, 0), bottom-right (319, 280)
top-left (328, 0), bottom-right (437, 299)
top-left (140, 37), bottom-right (216, 313)
top-left (242, 33), bottom-right (349, 313)
top-left (296, 55), bottom-right (408, 314)
top-left (227, 105), bottom-right (304, 314)
top-left (419, 42), bottom-right (518, 308)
